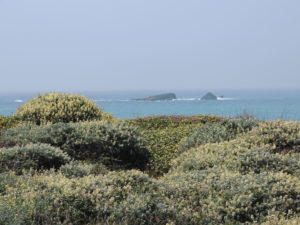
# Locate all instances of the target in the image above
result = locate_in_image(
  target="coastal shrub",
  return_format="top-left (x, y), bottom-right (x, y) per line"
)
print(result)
top-left (170, 136), bottom-right (266, 173)
top-left (60, 161), bottom-right (108, 178)
top-left (260, 215), bottom-right (300, 225)
top-left (208, 172), bottom-right (300, 223)
top-left (102, 111), bottom-right (118, 123)
top-left (162, 169), bottom-right (236, 224)
top-left (2, 116), bottom-right (300, 224)
top-left (142, 125), bottom-right (200, 176)
top-left (0, 171), bottom-right (181, 225)
top-left (128, 115), bottom-right (223, 130)
top-left (0, 115), bottom-right (21, 135)
top-left (0, 143), bottom-right (70, 174)
top-left (179, 118), bottom-right (259, 153)
top-left (0, 172), bottom-right (19, 195)
top-left (163, 170), bottom-right (300, 224)
top-left (15, 92), bottom-right (106, 125)
top-left (0, 121), bottom-right (150, 170)
top-left (250, 121), bottom-right (300, 153)
top-left (0, 115), bottom-right (21, 129)
top-left (128, 115), bottom-right (223, 176)
top-left (233, 148), bottom-right (300, 175)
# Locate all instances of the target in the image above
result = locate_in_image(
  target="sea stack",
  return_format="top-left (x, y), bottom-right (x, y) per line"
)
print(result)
top-left (133, 93), bottom-right (177, 101)
top-left (201, 92), bottom-right (218, 100)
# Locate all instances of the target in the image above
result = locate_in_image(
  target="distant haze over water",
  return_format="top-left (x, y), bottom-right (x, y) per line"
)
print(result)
top-left (1, 89), bottom-right (300, 120)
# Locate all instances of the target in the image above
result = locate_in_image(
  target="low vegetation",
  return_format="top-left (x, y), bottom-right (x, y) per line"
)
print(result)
top-left (15, 92), bottom-right (114, 125)
top-left (0, 143), bottom-right (70, 174)
top-left (0, 93), bottom-right (300, 224)
top-left (128, 115), bottom-right (223, 176)
top-left (0, 121), bottom-right (150, 170)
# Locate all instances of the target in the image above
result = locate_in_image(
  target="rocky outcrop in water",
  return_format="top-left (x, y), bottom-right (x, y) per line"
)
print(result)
top-left (201, 92), bottom-right (218, 100)
top-left (133, 93), bottom-right (177, 101)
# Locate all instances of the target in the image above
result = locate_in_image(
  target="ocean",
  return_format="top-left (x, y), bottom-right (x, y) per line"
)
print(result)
top-left (1, 90), bottom-right (300, 121)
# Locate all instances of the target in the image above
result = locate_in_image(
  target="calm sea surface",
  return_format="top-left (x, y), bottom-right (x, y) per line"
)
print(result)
top-left (1, 90), bottom-right (300, 120)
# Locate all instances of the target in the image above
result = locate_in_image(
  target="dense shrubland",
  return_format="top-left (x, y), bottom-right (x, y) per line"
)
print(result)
top-left (0, 93), bottom-right (300, 224)
top-left (178, 118), bottom-right (259, 154)
top-left (128, 115), bottom-right (223, 176)
top-left (0, 121), bottom-right (150, 170)
top-left (0, 143), bottom-right (70, 174)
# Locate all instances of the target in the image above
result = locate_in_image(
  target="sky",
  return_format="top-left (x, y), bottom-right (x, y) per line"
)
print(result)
top-left (0, 0), bottom-right (300, 93)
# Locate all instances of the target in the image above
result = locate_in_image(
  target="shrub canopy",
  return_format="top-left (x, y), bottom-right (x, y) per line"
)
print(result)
top-left (0, 116), bottom-right (300, 224)
top-left (251, 121), bottom-right (300, 153)
top-left (0, 143), bottom-right (70, 174)
top-left (0, 121), bottom-right (150, 170)
top-left (129, 115), bottom-right (223, 176)
top-left (179, 118), bottom-right (259, 153)
top-left (15, 93), bottom-right (105, 125)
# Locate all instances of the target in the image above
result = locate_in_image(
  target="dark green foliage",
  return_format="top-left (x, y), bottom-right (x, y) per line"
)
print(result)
top-left (60, 161), bottom-right (108, 178)
top-left (128, 115), bottom-right (223, 130)
top-left (233, 148), bottom-right (300, 175)
top-left (0, 121), bottom-right (150, 170)
top-left (179, 118), bottom-right (259, 153)
top-left (128, 115), bottom-right (223, 176)
top-left (0, 143), bottom-right (70, 174)
top-left (142, 125), bottom-right (199, 176)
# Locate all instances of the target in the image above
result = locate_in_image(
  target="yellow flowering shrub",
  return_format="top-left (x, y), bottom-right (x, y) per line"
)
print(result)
top-left (15, 92), bottom-right (107, 125)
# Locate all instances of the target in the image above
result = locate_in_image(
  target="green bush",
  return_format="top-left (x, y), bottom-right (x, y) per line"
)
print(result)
top-left (233, 148), bottom-right (300, 175)
top-left (0, 121), bottom-right (150, 170)
top-left (0, 116), bottom-right (22, 136)
top-left (0, 171), bottom-right (182, 225)
top-left (163, 169), bottom-right (300, 224)
top-left (179, 118), bottom-right (259, 153)
top-left (250, 121), bottom-right (300, 153)
top-left (0, 115), bottom-right (21, 129)
top-left (162, 168), bottom-right (234, 224)
top-left (142, 125), bottom-right (200, 176)
top-left (128, 115), bottom-right (223, 130)
top-left (128, 115), bottom-right (223, 176)
top-left (171, 135), bottom-right (264, 173)
top-left (0, 143), bottom-right (70, 174)
top-left (15, 92), bottom-right (106, 125)
top-left (208, 172), bottom-right (300, 223)
top-left (0, 172), bottom-right (19, 195)
top-left (60, 161), bottom-right (108, 178)
top-left (171, 132), bottom-right (300, 175)
top-left (260, 215), bottom-right (300, 225)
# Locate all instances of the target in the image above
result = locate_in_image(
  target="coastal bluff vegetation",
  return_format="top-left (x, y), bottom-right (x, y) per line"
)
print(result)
top-left (0, 92), bottom-right (300, 224)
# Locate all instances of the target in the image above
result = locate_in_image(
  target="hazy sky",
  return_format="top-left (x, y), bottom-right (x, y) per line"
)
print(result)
top-left (0, 0), bottom-right (299, 93)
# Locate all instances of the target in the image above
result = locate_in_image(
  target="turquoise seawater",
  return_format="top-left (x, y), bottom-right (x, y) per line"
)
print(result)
top-left (1, 90), bottom-right (300, 120)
